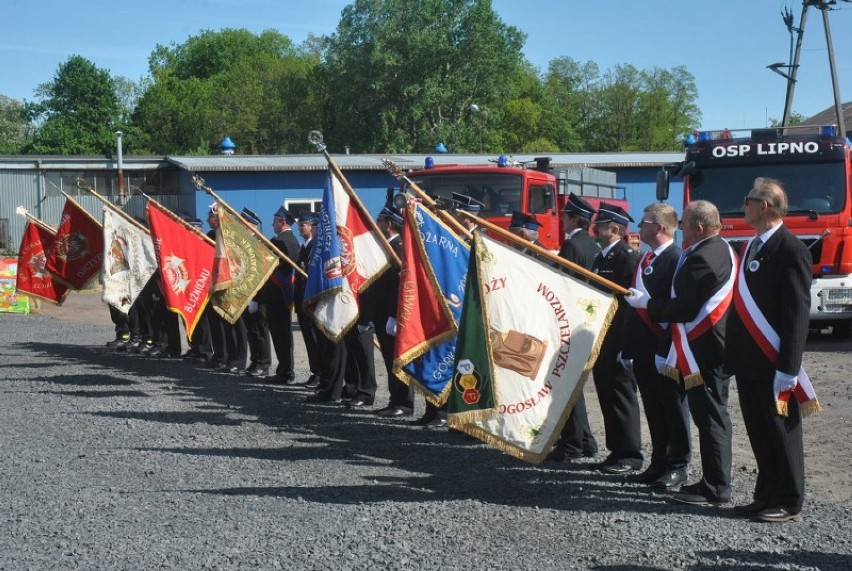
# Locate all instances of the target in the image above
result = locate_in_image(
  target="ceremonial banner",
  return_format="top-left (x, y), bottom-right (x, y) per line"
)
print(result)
top-left (2, 257), bottom-right (30, 313)
top-left (45, 196), bottom-right (104, 289)
top-left (209, 204), bottom-right (279, 324)
top-left (101, 208), bottom-right (158, 313)
top-left (393, 201), bottom-right (469, 405)
top-left (448, 234), bottom-right (617, 464)
top-left (146, 202), bottom-right (214, 339)
top-left (15, 221), bottom-right (69, 305)
top-left (305, 171), bottom-right (391, 340)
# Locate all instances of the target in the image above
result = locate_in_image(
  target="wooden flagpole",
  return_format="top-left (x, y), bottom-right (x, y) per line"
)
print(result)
top-left (308, 131), bottom-right (402, 268)
top-left (76, 180), bottom-right (150, 235)
top-left (457, 211), bottom-right (628, 295)
top-left (15, 206), bottom-right (57, 234)
top-left (133, 189), bottom-right (216, 247)
top-left (192, 175), bottom-right (307, 279)
top-left (380, 158), bottom-right (473, 241)
top-left (59, 191), bottom-right (104, 229)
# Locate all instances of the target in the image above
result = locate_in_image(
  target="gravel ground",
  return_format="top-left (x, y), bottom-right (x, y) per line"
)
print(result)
top-left (1, 292), bottom-right (851, 570)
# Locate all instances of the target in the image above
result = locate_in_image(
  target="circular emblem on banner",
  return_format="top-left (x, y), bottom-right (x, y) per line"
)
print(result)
top-left (643, 265), bottom-right (654, 276)
top-left (336, 225), bottom-right (356, 277)
top-left (163, 254), bottom-right (190, 294)
top-left (748, 260), bottom-right (760, 273)
top-left (54, 232), bottom-right (89, 261)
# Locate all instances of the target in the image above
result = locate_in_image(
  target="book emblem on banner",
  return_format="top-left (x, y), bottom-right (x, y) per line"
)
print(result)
top-left (489, 328), bottom-right (547, 380)
top-left (54, 233), bottom-right (89, 261)
top-left (163, 254), bottom-right (190, 294)
top-left (453, 359), bottom-right (483, 405)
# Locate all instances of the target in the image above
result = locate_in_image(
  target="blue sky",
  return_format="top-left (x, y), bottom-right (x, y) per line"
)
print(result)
top-left (2, 0), bottom-right (851, 132)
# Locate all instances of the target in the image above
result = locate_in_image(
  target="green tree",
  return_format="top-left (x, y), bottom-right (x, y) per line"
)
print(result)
top-left (134, 28), bottom-right (319, 154)
top-left (319, 0), bottom-right (526, 153)
top-left (769, 111), bottom-right (807, 127)
top-left (22, 56), bottom-right (122, 155)
top-left (0, 95), bottom-right (29, 153)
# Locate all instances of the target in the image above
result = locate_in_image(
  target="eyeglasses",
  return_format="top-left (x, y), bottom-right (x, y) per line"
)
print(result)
top-left (638, 220), bottom-right (659, 228)
top-left (743, 196), bottom-right (764, 206)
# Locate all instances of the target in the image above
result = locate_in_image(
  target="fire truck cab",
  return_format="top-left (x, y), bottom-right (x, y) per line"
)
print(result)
top-left (659, 126), bottom-right (852, 338)
top-left (405, 156), bottom-right (627, 252)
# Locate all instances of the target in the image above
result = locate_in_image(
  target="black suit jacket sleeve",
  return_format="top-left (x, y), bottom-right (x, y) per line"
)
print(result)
top-left (776, 232), bottom-right (811, 373)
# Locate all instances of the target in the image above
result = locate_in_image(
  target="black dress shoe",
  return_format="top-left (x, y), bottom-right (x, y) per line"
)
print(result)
top-left (600, 461), bottom-right (637, 475)
top-left (106, 335), bottom-right (130, 349)
top-left (632, 465), bottom-right (666, 484)
top-left (732, 500), bottom-right (769, 516)
top-left (410, 415), bottom-right (436, 426)
top-left (346, 399), bottom-right (373, 409)
top-left (228, 366), bottom-right (245, 375)
top-left (650, 470), bottom-right (688, 490)
top-left (672, 490), bottom-right (729, 507)
top-left (305, 393), bottom-right (342, 404)
top-left (375, 406), bottom-right (411, 418)
top-left (246, 368), bottom-right (269, 378)
top-left (756, 507), bottom-right (801, 522)
top-left (545, 447), bottom-right (583, 463)
top-left (422, 417), bottom-right (447, 429)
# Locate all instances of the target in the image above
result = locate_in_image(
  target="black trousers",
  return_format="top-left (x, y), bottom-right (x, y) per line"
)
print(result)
top-left (344, 326), bottom-right (377, 403)
top-left (318, 337), bottom-right (347, 400)
top-left (634, 358), bottom-right (690, 471)
top-left (736, 366), bottom-right (805, 511)
top-left (295, 303), bottom-right (323, 376)
top-left (376, 328), bottom-right (413, 409)
top-left (108, 304), bottom-right (129, 337)
top-left (593, 355), bottom-right (643, 465)
top-left (686, 365), bottom-right (733, 502)
top-left (556, 393), bottom-right (597, 456)
top-left (267, 300), bottom-right (295, 379)
top-left (244, 304), bottom-right (271, 368)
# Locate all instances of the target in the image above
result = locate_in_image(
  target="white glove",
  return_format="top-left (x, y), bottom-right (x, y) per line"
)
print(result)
top-left (654, 354), bottom-right (666, 374)
top-left (625, 288), bottom-right (648, 309)
top-left (773, 370), bottom-right (798, 401)
top-left (357, 323), bottom-right (374, 334)
top-left (248, 301), bottom-right (259, 314)
top-left (385, 316), bottom-right (398, 336)
top-left (617, 351), bottom-right (632, 369)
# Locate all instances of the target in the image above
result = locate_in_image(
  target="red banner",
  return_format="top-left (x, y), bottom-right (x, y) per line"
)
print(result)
top-left (16, 221), bottom-right (70, 304)
top-left (146, 202), bottom-right (214, 340)
top-left (45, 197), bottom-right (104, 289)
top-left (393, 204), bottom-right (453, 363)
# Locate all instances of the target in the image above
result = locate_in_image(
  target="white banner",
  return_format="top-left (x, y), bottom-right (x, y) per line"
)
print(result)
top-left (102, 208), bottom-right (158, 313)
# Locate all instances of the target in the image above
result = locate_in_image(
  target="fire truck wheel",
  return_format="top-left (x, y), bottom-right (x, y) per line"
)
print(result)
top-left (831, 320), bottom-right (852, 340)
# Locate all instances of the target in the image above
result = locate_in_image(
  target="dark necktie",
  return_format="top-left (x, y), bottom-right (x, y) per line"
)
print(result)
top-left (747, 238), bottom-right (762, 264)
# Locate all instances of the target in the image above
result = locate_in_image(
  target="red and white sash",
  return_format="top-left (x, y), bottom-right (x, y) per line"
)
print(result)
top-left (663, 243), bottom-right (736, 389)
top-left (632, 252), bottom-right (667, 338)
top-left (733, 238), bottom-right (821, 417)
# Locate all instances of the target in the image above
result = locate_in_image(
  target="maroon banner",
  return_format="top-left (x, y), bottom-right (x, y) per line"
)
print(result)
top-left (146, 202), bottom-right (215, 340)
top-left (16, 221), bottom-right (70, 304)
top-left (45, 197), bottom-right (104, 289)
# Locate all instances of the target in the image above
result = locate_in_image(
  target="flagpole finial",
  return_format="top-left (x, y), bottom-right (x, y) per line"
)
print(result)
top-left (308, 130), bottom-right (326, 152)
top-left (16, 206), bottom-right (28, 217)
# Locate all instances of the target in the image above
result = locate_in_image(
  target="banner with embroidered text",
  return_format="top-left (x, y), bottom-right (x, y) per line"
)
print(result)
top-left (101, 208), bottom-right (158, 313)
top-left (448, 233), bottom-right (617, 464)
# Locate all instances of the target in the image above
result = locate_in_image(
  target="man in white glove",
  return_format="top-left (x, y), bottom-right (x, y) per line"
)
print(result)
top-left (725, 177), bottom-right (813, 523)
top-left (247, 301), bottom-right (259, 314)
top-left (624, 288), bottom-right (648, 309)
top-left (772, 370), bottom-right (798, 402)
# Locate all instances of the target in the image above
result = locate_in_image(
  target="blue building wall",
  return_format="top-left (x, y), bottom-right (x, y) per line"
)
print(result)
top-left (187, 170), bottom-right (399, 232)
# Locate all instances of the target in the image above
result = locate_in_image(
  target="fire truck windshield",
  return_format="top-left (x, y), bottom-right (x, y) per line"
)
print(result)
top-left (688, 161), bottom-right (846, 217)
top-left (410, 173), bottom-right (523, 217)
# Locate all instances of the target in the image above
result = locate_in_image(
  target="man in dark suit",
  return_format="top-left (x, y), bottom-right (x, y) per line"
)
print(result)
top-left (260, 206), bottom-right (301, 384)
top-left (590, 203), bottom-right (643, 474)
top-left (241, 207), bottom-right (272, 379)
top-left (547, 193), bottom-right (599, 462)
top-left (628, 199), bottom-right (735, 506)
top-left (726, 177), bottom-right (814, 522)
top-left (623, 203), bottom-right (690, 489)
top-left (371, 203), bottom-right (414, 418)
top-left (294, 212), bottom-right (324, 387)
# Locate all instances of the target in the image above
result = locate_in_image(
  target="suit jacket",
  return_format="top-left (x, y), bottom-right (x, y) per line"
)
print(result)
top-left (622, 241), bottom-right (681, 360)
top-left (561, 231), bottom-right (599, 271)
top-left (362, 234), bottom-right (402, 329)
top-left (726, 225), bottom-right (811, 377)
top-left (257, 229), bottom-right (301, 305)
top-left (592, 239), bottom-right (638, 357)
top-left (647, 234), bottom-right (733, 373)
top-left (294, 238), bottom-right (314, 304)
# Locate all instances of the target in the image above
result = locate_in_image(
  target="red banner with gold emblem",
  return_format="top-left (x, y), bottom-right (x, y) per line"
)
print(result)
top-left (16, 220), bottom-right (70, 304)
top-left (146, 202), bottom-right (215, 340)
top-left (45, 196), bottom-right (104, 289)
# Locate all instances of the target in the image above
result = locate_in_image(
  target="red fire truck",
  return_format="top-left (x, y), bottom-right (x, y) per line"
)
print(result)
top-left (658, 126), bottom-right (852, 338)
top-left (404, 156), bottom-right (628, 251)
